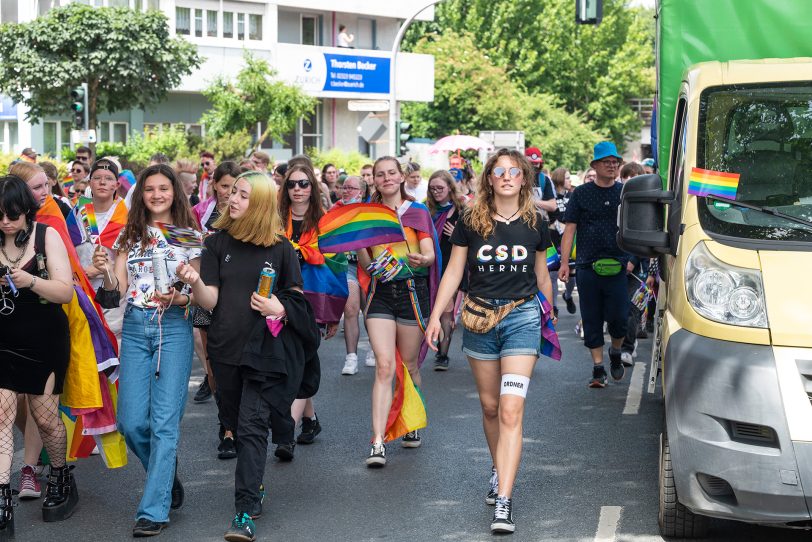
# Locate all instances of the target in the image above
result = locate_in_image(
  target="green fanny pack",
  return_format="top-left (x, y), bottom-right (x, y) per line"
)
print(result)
top-left (592, 258), bottom-right (623, 277)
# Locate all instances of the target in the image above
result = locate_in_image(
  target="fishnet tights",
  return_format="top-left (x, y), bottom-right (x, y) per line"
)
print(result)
top-left (0, 389), bottom-right (66, 484)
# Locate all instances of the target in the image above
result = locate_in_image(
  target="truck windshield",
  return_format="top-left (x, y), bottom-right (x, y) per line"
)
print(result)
top-left (697, 83), bottom-right (812, 243)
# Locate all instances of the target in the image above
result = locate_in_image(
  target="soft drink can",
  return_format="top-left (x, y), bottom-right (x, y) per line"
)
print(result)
top-left (256, 265), bottom-right (276, 298)
top-left (152, 247), bottom-right (171, 294)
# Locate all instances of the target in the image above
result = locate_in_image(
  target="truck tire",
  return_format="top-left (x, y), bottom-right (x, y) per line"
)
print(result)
top-left (659, 432), bottom-right (708, 538)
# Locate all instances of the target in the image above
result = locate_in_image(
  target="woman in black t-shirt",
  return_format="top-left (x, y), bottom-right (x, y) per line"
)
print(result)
top-left (425, 149), bottom-right (555, 536)
top-left (177, 171), bottom-right (305, 541)
top-left (427, 169), bottom-right (466, 371)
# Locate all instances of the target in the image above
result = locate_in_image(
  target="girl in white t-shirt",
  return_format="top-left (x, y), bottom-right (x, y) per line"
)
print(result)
top-left (94, 163), bottom-right (201, 536)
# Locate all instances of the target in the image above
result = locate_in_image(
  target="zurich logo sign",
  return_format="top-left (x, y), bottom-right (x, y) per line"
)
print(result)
top-left (303, 58), bottom-right (312, 72)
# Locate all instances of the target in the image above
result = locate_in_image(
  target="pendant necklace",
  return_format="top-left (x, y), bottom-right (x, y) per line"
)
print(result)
top-left (495, 208), bottom-right (520, 224)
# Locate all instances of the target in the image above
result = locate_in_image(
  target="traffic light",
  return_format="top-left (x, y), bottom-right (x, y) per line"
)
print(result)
top-left (70, 85), bottom-right (87, 130)
top-left (575, 0), bottom-right (603, 24)
top-left (397, 120), bottom-right (412, 156)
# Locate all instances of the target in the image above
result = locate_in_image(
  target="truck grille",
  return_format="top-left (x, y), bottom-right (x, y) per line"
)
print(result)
top-left (796, 359), bottom-right (812, 407)
top-left (729, 421), bottom-right (776, 444)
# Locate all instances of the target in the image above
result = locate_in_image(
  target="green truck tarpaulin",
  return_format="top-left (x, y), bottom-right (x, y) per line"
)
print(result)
top-left (657, 0), bottom-right (812, 179)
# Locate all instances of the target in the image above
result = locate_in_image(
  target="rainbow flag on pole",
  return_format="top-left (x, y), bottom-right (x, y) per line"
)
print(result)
top-left (318, 203), bottom-right (405, 253)
top-left (688, 167), bottom-right (740, 199)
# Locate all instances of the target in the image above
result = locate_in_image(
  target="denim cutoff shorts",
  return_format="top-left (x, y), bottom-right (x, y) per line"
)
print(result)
top-left (462, 298), bottom-right (541, 360)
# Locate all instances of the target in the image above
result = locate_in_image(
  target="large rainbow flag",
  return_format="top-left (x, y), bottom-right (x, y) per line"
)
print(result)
top-left (318, 203), bottom-right (405, 253)
top-left (688, 167), bottom-right (740, 199)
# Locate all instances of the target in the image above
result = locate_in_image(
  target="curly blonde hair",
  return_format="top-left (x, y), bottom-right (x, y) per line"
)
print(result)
top-left (465, 149), bottom-right (537, 239)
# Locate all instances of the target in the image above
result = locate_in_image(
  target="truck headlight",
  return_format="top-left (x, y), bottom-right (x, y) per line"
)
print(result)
top-left (685, 242), bottom-right (768, 328)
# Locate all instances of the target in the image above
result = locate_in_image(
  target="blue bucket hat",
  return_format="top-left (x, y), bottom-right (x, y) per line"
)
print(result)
top-left (592, 141), bottom-right (622, 163)
top-left (642, 158), bottom-right (655, 167)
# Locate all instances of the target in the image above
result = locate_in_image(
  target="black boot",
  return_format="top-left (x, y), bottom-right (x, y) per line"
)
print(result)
top-left (0, 484), bottom-right (14, 542)
top-left (42, 465), bottom-right (78, 522)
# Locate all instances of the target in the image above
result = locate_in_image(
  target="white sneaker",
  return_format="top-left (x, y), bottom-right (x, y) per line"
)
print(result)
top-left (365, 350), bottom-right (376, 367)
top-left (620, 351), bottom-right (633, 367)
top-left (632, 339), bottom-right (639, 358)
top-left (342, 353), bottom-right (358, 375)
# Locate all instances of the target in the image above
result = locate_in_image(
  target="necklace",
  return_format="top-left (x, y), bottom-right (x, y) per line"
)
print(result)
top-left (0, 235), bottom-right (30, 269)
top-left (494, 208), bottom-right (520, 224)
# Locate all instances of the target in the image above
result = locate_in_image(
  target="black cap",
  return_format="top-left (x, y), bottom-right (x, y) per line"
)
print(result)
top-left (89, 158), bottom-right (120, 179)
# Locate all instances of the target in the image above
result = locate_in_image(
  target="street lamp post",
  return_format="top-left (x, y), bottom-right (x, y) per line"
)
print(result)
top-left (388, 0), bottom-right (445, 157)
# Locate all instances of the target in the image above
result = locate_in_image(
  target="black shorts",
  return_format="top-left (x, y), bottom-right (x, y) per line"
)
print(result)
top-left (365, 276), bottom-right (430, 327)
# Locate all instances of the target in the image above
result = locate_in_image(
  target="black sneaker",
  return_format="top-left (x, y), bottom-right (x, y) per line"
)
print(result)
top-left (274, 442), bottom-right (295, 462)
top-left (224, 512), bottom-right (256, 542)
top-left (296, 415), bottom-right (321, 445)
top-left (589, 365), bottom-right (608, 388)
top-left (133, 518), bottom-right (167, 537)
top-left (365, 442), bottom-right (386, 467)
top-left (564, 294), bottom-right (577, 314)
top-left (171, 459), bottom-right (184, 510)
top-left (401, 430), bottom-right (421, 448)
top-left (609, 348), bottom-right (625, 381)
top-left (433, 355), bottom-right (449, 371)
top-left (490, 496), bottom-right (515, 534)
top-left (249, 484), bottom-right (265, 520)
top-left (193, 376), bottom-right (212, 403)
top-left (218, 436), bottom-right (237, 460)
top-left (486, 467), bottom-right (498, 505)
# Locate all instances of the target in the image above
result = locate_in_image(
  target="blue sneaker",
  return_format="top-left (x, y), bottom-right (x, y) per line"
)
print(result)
top-left (224, 512), bottom-right (256, 542)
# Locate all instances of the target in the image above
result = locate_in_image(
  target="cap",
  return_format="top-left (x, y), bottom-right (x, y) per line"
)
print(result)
top-left (21, 147), bottom-right (38, 158)
top-left (592, 141), bottom-right (622, 163)
top-left (89, 158), bottom-right (120, 180)
top-left (524, 147), bottom-right (543, 164)
top-left (642, 158), bottom-right (655, 167)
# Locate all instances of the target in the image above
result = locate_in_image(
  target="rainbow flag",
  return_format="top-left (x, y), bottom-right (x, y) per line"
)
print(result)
top-left (117, 170), bottom-right (135, 200)
top-left (98, 199), bottom-right (127, 249)
top-left (318, 203), bottom-right (405, 253)
top-left (83, 203), bottom-right (100, 238)
top-left (155, 222), bottom-right (203, 249)
top-left (546, 246), bottom-right (560, 269)
top-left (384, 350), bottom-right (427, 442)
top-left (536, 293), bottom-right (562, 361)
top-left (688, 167), bottom-right (740, 199)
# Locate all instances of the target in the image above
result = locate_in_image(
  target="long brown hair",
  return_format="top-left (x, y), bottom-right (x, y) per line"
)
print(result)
top-left (465, 149), bottom-right (537, 239)
top-left (370, 156), bottom-right (414, 204)
top-left (427, 170), bottom-right (464, 215)
top-left (278, 164), bottom-right (324, 234)
top-left (119, 164), bottom-right (198, 251)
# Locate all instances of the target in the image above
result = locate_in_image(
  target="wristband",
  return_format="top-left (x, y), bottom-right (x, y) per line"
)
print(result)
top-left (29, 276), bottom-right (37, 289)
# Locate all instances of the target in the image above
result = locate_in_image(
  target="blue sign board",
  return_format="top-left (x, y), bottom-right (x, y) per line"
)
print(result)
top-left (322, 53), bottom-right (390, 94)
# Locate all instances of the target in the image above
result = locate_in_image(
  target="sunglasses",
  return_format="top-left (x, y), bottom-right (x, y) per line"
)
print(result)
top-left (201, 161), bottom-right (213, 167)
top-left (286, 179), bottom-right (311, 189)
top-left (492, 166), bottom-right (522, 178)
top-left (428, 185), bottom-right (446, 192)
top-left (71, 168), bottom-right (85, 173)
top-left (0, 211), bottom-right (21, 221)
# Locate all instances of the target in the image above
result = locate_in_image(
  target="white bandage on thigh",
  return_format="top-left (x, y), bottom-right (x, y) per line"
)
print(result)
top-left (500, 374), bottom-right (530, 398)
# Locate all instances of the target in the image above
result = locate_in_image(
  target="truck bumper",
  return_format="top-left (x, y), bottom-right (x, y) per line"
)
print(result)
top-left (664, 330), bottom-right (812, 525)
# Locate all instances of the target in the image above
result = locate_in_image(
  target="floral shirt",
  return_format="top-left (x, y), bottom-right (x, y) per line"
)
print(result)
top-left (113, 226), bottom-right (202, 309)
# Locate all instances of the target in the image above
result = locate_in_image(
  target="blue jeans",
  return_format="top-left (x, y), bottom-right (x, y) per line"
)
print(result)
top-left (462, 298), bottom-right (542, 360)
top-left (118, 304), bottom-right (193, 523)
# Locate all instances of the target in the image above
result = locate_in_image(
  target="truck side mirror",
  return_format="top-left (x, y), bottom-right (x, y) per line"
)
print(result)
top-left (617, 174), bottom-right (673, 257)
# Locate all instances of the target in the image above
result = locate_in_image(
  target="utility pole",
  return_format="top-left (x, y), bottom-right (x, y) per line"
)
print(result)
top-left (388, 0), bottom-right (445, 157)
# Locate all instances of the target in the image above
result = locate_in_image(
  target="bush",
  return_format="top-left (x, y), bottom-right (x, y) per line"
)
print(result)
top-left (308, 147), bottom-right (371, 176)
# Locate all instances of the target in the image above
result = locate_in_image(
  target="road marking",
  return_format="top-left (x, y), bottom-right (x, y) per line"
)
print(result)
top-left (595, 506), bottom-right (622, 542)
top-left (623, 362), bottom-right (646, 415)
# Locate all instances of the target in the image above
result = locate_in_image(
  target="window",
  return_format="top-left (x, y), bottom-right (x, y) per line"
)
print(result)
top-left (146, 0), bottom-right (158, 10)
top-left (356, 18), bottom-right (376, 49)
top-left (194, 8), bottom-right (203, 38)
top-left (249, 14), bottom-right (262, 40)
top-left (44, 122), bottom-right (58, 156)
top-left (206, 10), bottom-right (217, 37)
top-left (237, 13), bottom-right (245, 40)
top-left (112, 122), bottom-right (127, 143)
top-left (109, 0), bottom-right (128, 7)
top-left (1, 0), bottom-right (18, 23)
top-left (60, 122), bottom-right (71, 153)
top-left (223, 11), bottom-right (233, 38)
top-left (301, 103), bottom-right (322, 152)
top-left (187, 124), bottom-right (203, 137)
top-left (38, 0), bottom-right (53, 16)
top-left (176, 7), bottom-right (190, 35)
top-left (301, 15), bottom-right (316, 45)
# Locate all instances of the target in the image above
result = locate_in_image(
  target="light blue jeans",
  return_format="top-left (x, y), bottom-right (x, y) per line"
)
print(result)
top-left (118, 304), bottom-right (193, 523)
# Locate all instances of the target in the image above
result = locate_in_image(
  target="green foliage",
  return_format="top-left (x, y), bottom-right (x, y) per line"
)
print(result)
top-left (201, 52), bottom-right (317, 150)
top-left (402, 33), bottom-right (600, 170)
top-left (404, 0), bottom-right (654, 147)
top-left (198, 131), bottom-right (254, 162)
top-left (124, 128), bottom-right (192, 164)
top-left (309, 148), bottom-right (372, 176)
top-left (0, 3), bottom-right (200, 134)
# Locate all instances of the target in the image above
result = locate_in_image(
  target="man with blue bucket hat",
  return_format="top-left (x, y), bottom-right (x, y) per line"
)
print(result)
top-left (558, 141), bottom-right (630, 388)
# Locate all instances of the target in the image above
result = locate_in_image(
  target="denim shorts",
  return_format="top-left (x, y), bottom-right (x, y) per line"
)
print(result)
top-left (365, 277), bottom-right (430, 326)
top-left (462, 298), bottom-right (541, 360)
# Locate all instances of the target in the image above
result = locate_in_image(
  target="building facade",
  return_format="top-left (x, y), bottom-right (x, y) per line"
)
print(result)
top-left (0, 0), bottom-right (436, 160)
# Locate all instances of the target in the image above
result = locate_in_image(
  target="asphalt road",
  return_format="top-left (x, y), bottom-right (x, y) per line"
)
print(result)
top-left (12, 295), bottom-right (812, 541)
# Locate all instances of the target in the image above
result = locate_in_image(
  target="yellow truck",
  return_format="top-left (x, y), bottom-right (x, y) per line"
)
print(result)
top-left (617, 0), bottom-right (812, 537)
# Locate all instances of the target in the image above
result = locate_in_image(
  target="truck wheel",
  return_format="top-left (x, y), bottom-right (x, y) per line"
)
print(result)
top-left (659, 432), bottom-right (708, 538)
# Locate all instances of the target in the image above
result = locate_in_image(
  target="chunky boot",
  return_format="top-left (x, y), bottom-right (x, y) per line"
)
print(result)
top-left (42, 465), bottom-right (78, 522)
top-left (0, 484), bottom-right (14, 541)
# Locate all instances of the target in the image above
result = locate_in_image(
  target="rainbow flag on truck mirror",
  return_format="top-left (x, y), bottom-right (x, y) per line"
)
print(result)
top-left (688, 167), bottom-right (740, 199)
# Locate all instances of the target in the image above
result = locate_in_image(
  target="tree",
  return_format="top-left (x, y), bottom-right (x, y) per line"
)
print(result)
top-left (0, 4), bottom-right (201, 147)
top-left (402, 33), bottom-right (600, 169)
top-left (405, 0), bottom-right (654, 146)
top-left (201, 52), bottom-right (317, 151)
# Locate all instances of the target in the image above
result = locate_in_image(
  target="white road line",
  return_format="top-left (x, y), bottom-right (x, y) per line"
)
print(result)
top-left (623, 362), bottom-right (646, 415)
top-left (595, 506), bottom-right (622, 542)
